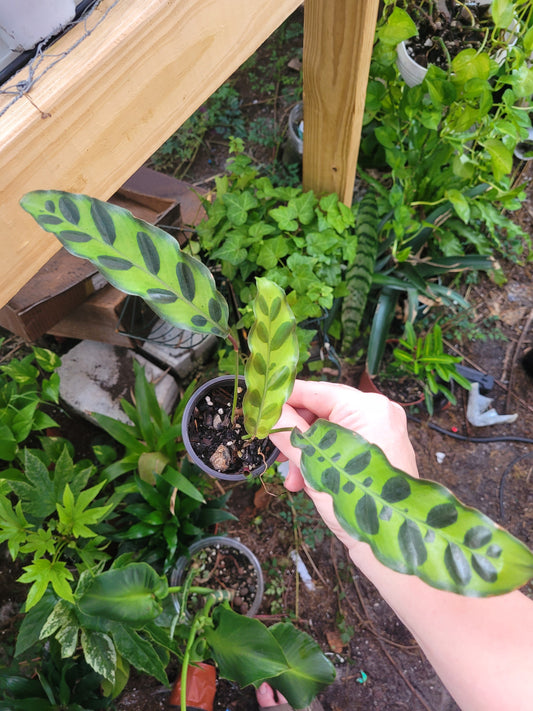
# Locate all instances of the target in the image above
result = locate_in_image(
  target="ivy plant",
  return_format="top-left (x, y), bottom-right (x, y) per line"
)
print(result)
top-left (20, 189), bottom-right (533, 601)
top-left (0, 344), bottom-right (61, 469)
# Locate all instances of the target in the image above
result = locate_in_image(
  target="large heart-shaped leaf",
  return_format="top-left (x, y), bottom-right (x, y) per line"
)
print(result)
top-left (20, 191), bottom-right (230, 339)
top-left (292, 421), bottom-right (533, 596)
top-left (243, 278), bottom-right (298, 438)
top-left (77, 563), bottom-right (168, 626)
top-left (205, 607), bottom-right (334, 708)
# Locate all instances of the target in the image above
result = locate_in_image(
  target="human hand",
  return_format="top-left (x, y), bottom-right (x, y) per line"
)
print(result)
top-left (270, 380), bottom-right (419, 553)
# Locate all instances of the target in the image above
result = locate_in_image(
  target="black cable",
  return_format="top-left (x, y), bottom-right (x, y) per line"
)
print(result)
top-left (407, 415), bottom-right (533, 445)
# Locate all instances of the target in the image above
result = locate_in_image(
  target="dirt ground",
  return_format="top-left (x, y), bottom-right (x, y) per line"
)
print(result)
top-left (2, 8), bottom-right (533, 710)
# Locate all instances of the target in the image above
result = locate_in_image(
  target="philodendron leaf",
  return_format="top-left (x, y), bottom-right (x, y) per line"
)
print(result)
top-left (292, 421), bottom-right (533, 596)
top-left (244, 278), bottom-right (299, 439)
top-left (20, 191), bottom-right (230, 339)
top-left (205, 607), bottom-right (334, 708)
top-left (77, 563), bottom-right (168, 626)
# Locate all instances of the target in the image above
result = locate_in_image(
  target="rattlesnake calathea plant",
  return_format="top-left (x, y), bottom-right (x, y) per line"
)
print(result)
top-left (21, 190), bottom-right (533, 598)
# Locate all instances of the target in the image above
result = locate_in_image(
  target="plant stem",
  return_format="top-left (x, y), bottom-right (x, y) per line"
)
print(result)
top-left (231, 345), bottom-right (240, 424)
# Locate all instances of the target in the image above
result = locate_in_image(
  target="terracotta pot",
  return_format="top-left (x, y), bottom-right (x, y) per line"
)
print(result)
top-left (168, 661), bottom-right (216, 710)
top-left (170, 536), bottom-right (264, 618)
top-left (181, 375), bottom-right (279, 481)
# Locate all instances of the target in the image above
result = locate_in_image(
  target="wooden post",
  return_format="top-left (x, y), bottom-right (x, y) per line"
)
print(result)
top-left (301, 0), bottom-right (380, 204)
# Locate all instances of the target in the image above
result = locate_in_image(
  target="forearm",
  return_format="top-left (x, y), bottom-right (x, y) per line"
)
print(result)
top-left (348, 542), bottom-right (533, 711)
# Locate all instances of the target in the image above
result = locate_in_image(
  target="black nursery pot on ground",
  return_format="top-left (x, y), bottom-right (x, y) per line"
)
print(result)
top-left (170, 535), bottom-right (265, 617)
top-left (181, 375), bottom-right (280, 481)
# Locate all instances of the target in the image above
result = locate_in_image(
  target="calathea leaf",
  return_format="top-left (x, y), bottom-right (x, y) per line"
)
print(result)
top-left (292, 420), bottom-right (533, 596)
top-left (243, 278), bottom-right (299, 439)
top-left (20, 191), bottom-right (230, 339)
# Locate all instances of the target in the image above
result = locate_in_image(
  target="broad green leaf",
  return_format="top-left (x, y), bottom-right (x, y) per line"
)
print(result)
top-left (483, 138), bottom-right (513, 181)
top-left (77, 563), bottom-right (168, 626)
top-left (81, 629), bottom-right (116, 682)
top-left (20, 191), bottom-right (230, 340)
top-left (206, 608), bottom-right (334, 708)
top-left (206, 606), bottom-right (290, 685)
top-left (244, 278), bottom-right (299, 438)
top-left (292, 421), bottom-right (533, 596)
top-left (490, 0), bottom-right (514, 28)
top-left (269, 622), bottom-right (336, 707)
top-left (451, 49), bottom-right (490, 83)
top-left (15, 589), bottom-right (58, 656)
top-left (379, 7), bottom-right (417, 45)
top-left (0, 424), bottom-right (17, 461)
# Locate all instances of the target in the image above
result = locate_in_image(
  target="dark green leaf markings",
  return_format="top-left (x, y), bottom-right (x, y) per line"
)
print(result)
top-left (175, 262), bottom-right (195, 301)
top-left (292, 419), bottom-right (533, 596)
top-left (59, 195), bottom-right (80, 224)
top-left (137, 232), bottom-right (160, 274)
top-left (91, 201), bottom-right (116, 246)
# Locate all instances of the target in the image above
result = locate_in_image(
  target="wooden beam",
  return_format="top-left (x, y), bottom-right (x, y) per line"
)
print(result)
top-left (301, 0), bottom-right (380, 204)
top-left (0, 0), bottom-right (301, 309)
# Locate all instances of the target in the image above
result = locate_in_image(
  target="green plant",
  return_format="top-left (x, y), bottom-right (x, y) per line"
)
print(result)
top-left (363, 0), bottom-right (532, 266)
top-left (0, 639), bottom-right (113, 711)
top-left (193, 139), bottom-right (357, 361)
top-left (20, 187), bottom-right (533, 599)
top-left (0, 345), bottom-right (61, 469)
top-left (0, 446), bottom-right (114, 610)
top-left (391, 322), bottom-right (472, 414)
top-left (94, 363), bottom-right (236, 571)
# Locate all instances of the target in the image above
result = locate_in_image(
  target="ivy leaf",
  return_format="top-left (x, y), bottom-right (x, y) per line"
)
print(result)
top-left (223, 191), bottom-right (258, 226)
top-left (56, 482), bottom-right (112, 539)
top-left (292, 420), bottom-right (533, 596)
top-left (269, 204), bottom-right (299, 232)
top-left (18, 559), bottom-right (75, 609)
top-left (20, 191), bottom-right (230, 340)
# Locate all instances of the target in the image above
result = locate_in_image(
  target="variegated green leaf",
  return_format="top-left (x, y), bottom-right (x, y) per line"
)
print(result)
top-left (20, 191), bottom-right (230, 339)
top-left (243, 278), bottom-right (298, 438)
top-left (81, 629), bottom-right (116, 683)
top-left (292, 420), bottom-right (533, 596)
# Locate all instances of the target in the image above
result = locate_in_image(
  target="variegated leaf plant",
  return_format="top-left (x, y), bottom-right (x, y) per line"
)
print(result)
top-left (21, 190), bottom-right (533, 597)
top-left (20, 190), bottom-right (298, 443)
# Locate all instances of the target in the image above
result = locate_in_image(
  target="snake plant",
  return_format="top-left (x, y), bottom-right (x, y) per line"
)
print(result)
top-left (21, 190), bottom-right (533, 598)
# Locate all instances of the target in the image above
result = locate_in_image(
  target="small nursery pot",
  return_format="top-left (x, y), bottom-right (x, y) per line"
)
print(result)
top-left (170, 535), bottom-right (264, 618)
top-left (168, 662), bottom-right (216, 710)
top-left (181, 375), bottom-right (279, 481)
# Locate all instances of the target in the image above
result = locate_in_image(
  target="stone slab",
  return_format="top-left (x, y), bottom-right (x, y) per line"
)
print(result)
top-left (58, 340), bottom-right (178, 426)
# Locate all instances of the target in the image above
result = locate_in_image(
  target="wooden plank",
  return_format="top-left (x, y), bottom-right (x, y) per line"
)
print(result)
top-left (301, 0), bottom-right (380, 204)
top-left (0, 0), bottom-right (301, 309)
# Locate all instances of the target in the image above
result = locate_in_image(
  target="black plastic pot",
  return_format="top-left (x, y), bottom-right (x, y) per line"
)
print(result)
top-left (170, 535), bottom-right (264, 618)
top-left (181, 375), bottom-right (279, 481)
